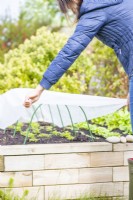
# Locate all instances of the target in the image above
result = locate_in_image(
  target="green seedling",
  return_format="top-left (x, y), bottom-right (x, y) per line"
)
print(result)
top-left (61, 131), bottom-right (74, 140)
top-left (38, 133), bottom-right (52, 138)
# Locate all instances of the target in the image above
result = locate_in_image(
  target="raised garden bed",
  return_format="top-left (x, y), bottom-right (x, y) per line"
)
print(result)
top-left (0, 121), bottom-right (108, 145)
top-left (0, 120), bottom-right (129, 145)
top-left (0, 108), bottom-right (131, 199)
top-left (0, 107), bottom-right (131, 145)
top-left (0, 142), bottom-right (131, 200)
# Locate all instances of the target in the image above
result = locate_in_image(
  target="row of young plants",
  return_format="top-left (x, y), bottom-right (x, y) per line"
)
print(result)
top-left (7, 107), bottom-right (131, 144)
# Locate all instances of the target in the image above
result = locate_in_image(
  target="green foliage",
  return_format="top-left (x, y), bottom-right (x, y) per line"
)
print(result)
top-left (38, 133), bottom-right (52, 138)
top-left (89, 39), bottom-right (128, 98)
top-left (21, 131), bottom-right (36, 141)
top-left (0, 26), bottom-right (93, 94)
top-left (75, 122), bottom-right (120, 138)
top-left (47, 129), bottom-right (74, 140)
top-left (48, 192), bottom-right (118, 200)
top-left (0, 27), bottom-right (128, 97)
top-left (0, 0), bottom-right (128, 97)
top-left (45, 126), bottom-right (53, 132)
top-left (89, 124), bottom-right (120, 138)
top-left (15, 122), bottom-right (23, 132)
top-left (0, 16), bottom-right (37, 63)
top-left (0, 177), bottom-right (121, 200)
top-left (0, 0), bottom-right (66, 63)
top-left (30, 122), bottom-right (40, 134)
top-left (29, 137), bottom-right (39, 142)
top-left (75, 108), bottom-right (132, 138)
top-left (21, 0), bottom-right (66, 29)
top-left (61, 131), bottom-right (74, 140)
top-left (92, 107), bottom-right (132, 134)
top-left (7, 108), bottom-right (131, 142)
top-left (0, 178), bottom-right (31, 200)
top-left (52, 130), bottom-right (61, 136)
top-left (20, 122), bottom-right (41, 142)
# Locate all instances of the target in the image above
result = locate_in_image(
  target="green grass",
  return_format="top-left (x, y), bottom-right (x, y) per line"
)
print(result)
top-left (0, 178), bottom-right (38, 200)
top-left (48, 194), bottom-right (123, 200)
top-left (0, 178), bottom-right (125, 200)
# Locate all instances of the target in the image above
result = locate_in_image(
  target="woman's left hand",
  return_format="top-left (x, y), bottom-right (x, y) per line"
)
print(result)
top-left (23, 85), bottom-right (44, 108)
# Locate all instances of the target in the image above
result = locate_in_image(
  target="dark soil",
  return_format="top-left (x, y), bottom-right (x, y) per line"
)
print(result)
top-left (0, 121), bottom-right (106, 145)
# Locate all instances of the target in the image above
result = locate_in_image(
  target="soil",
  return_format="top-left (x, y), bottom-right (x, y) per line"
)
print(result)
top-left (0, 121), bottom-right (108, 145)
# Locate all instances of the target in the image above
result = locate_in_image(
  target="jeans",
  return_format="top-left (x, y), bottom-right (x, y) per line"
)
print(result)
top-left (129, 76), bottom-right (133, 132)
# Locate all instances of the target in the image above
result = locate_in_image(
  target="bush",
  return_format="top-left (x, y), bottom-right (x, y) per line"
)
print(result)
top-left (0, 0), bottom-right (66, 63)
top-left (0, 26), bottom-right (128, 97)
top-left (0, 27), bottom-right (94, 94)
top-left (88, 39), bottom-right (128, 98)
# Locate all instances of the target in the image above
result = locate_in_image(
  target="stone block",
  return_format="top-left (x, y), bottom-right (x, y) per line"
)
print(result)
top-left (113, 167), bottom-right (129, 182)
top-left (124, 151), bottom-right (133, 165)
top-left (124, 182), bottom-right (129, 196)
top-left (5, 155), bottom-right (45, 171)
top-left (33, 169), bottom-right (78, 185)
top-left (45, 182), bottom-right (123, 200)
top-left (91, 152), bottom-right (123, 167)
top-left (44, 153), bottom-right (90, 169)
top-left (79, 167), bottom-right (112, 183)
top-left (113, 143), bottom-right (133, 152)
top-left (113, 197), bottom-right (128, 200)
top-left (0, 171), bottom-right (32, 187)
top-left (4, 186), bottom-right (44, 200)
top-left (0, 142), bottom-right (112, 155)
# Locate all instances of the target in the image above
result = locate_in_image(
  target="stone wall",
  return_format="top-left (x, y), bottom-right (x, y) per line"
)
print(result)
top-left (0, 142), bottom-right (131, 200)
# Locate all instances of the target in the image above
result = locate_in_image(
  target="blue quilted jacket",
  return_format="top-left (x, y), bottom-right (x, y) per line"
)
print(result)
top-left (40, 0), bottom-right (133, 89)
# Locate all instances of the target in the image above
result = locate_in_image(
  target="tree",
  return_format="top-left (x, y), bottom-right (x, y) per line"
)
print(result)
top-left (0, 0), bottom-right (66, 63)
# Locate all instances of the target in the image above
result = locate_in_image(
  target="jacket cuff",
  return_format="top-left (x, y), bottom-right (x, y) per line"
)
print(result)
top-left (39, 77), bottom-right (52, 90)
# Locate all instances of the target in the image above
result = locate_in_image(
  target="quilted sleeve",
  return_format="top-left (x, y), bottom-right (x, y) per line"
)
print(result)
top-left (40, 10), bottom-right (107, 89)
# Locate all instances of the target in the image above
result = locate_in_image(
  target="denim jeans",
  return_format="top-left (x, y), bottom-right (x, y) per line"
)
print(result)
top-left (129, 76), bottom-right (133, 132)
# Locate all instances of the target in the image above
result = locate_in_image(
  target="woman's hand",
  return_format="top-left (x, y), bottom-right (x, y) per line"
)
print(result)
top-left (23, 85), bottom-right (44, 108)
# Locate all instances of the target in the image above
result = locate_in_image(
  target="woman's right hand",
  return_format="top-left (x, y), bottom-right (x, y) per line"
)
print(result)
top-left (23, 85), bottom-right (44, 108)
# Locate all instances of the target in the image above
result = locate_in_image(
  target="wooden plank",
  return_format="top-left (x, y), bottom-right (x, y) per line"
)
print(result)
top-left (79, 167), bottom-right (112, 183)
top-left (124, 151), bottom-right (133, 165)
top-left (5, 155), bottom-right (45, 171)
top-left (113, 167), bottom-right (129, 182)
top-left (45, 182), bottom-right (123, 200)
top-left (44, 153), bottom-right (90, 169)
top-left (113, 143), bottom-right (133, 152)
top-left (91, 152), bottom-right (123, 167)
top-left (0, 171), bottom-right (32, 187)
top-left (0, 142), bottom-right (112, 155)
top-left (124, 182), bottom-right (129, 196)
top-left (0, 156), bottom-right (4, 171)
top-left (33, 169), bottom-right (78, 185)
top-left (4, 186), bottom-right (44, 200)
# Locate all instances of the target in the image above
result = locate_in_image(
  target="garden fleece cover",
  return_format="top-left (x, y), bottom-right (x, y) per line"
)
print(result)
top-left (0, 88), bottom-right (127, 129)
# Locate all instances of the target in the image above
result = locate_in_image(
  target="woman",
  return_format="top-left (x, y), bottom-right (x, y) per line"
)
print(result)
top-left (24, 0), bottom-right (133, 129)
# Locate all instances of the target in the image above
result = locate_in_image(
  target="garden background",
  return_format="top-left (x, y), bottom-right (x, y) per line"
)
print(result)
top-left (0, 1), bottom-right (132, 199)
top-left (0, 0), bottom-right (128, 97)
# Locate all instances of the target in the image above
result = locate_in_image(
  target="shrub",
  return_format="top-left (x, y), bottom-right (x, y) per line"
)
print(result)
top-left (0, 27), bottom-right (94, 94)
top-left (0, 0), bottom-right (66, 63)
top-left (0, 26), bottom-right (128, 97)
top-left (88, 39), bottom-right (128, 98)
